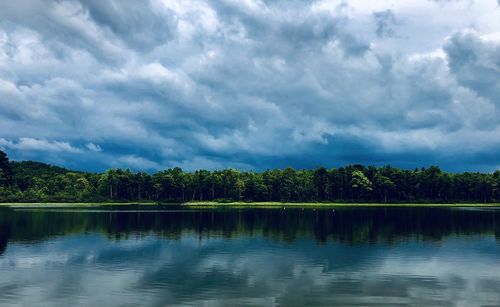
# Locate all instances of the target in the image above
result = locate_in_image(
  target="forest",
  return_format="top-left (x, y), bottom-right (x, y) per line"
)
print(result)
top-left (1, 150), bottom-right (499, 203)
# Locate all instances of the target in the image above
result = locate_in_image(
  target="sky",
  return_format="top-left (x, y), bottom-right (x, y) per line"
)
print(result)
top-left (0, 0), bottom-right (499, 172)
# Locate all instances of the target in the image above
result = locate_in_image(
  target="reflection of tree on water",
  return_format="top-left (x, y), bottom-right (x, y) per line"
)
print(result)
top-left (0, 207), bottom-right (500, 252)
top-left (0, 220), bottom-right (10, 256)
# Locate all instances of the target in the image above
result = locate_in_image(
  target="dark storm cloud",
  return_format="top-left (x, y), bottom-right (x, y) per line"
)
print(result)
top-left (0, 0), bottom-right (125, 65)
top-left (0, 0), bottom-right (499, 172)
top-left (80, 0), bottom-right (176, 50)
top-left (373, 10), bottom-right (397, 38)
top-left (444, 31), bottom-right (500, 103)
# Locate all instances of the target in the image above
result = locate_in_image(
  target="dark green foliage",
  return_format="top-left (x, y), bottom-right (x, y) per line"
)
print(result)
top-left (0, 150), bottom-right (499, 203)
top-left (0, 150), bottom-right (13, 187)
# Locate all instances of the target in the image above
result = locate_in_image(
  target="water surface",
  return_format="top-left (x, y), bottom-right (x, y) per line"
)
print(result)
top-left (1, 206), bottom-right (500, 306)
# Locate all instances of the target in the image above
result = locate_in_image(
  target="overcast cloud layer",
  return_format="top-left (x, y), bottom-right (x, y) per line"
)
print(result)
top-left (0, 0), bottom-right (499, 172)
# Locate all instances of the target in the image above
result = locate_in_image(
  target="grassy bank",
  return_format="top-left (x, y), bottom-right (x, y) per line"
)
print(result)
top-left (1, 202), bottom-right (500, 208)
top-left (183, 202), bottom-right (500, 208)
top-left (0, 202), bottom-right (158, 208)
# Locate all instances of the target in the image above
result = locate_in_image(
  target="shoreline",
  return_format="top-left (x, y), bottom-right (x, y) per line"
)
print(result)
top-left (1, 202), bottom-right (500, 208)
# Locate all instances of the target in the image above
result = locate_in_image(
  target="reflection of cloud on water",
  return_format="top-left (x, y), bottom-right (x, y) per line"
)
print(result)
top-left (0, 234), bottom-right (500, 306)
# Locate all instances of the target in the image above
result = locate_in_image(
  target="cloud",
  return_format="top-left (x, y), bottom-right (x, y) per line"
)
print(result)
top-left (79, 0), bottom-right (176, 50)
top-left (373, 9), bottom-right (397, 38)
top-left (0, 138), bottom-right (81, 153)
top-left (85, 143), bottom-right (102, 152)
top-left (444, 30), bottom-right (500, 103)
top-left (2, 231), bottom-right (500, 306)
top-left (0, 0), bottom-right (499, 172)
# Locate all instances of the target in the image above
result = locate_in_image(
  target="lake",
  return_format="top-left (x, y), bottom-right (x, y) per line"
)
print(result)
top-left (1, 206), bottom-right (500, 306)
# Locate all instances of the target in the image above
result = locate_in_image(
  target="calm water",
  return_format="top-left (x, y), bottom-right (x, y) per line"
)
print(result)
top-left (1, 206), bottom-right (500, 306)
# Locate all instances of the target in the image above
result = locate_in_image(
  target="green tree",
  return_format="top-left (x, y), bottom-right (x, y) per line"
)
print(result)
top-left (373, 173), bottom-right (394, 203)
top-left (313, 167), bottom-right (329, 200)
top-left (0, 150), bottom-right (13, 187)
top-left (281, 167), bottom-right (296, 202)
top-left (1, 152), bottom-right (500, 204)
top-left (97, 170), bottom-right (119, 200)
top-left (351, 170), bottom-right (372, 201)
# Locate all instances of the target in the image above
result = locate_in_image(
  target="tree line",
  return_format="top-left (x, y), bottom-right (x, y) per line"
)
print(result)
top-left (1, 150), bottom-right (499, 203)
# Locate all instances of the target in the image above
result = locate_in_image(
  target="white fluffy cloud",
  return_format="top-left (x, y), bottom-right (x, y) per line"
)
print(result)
top-left (0, 138), bottom-right (81, 153)
top-left (0, 0), bottom-right (498, 171)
